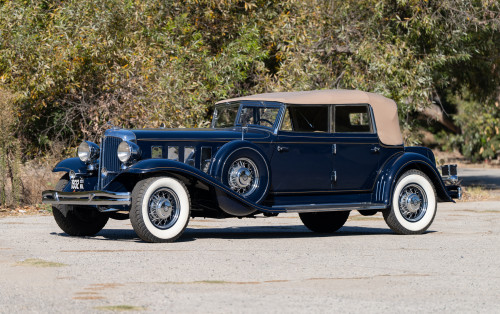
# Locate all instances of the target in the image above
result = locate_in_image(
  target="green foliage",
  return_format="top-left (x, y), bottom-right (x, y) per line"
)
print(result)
top-left (0, 0), bottom-right (499, 158)
top-left (439, 91), bottom-right (500, 162)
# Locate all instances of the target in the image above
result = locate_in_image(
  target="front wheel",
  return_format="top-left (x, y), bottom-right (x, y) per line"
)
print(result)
top-left (130, 177), bottom-right (190, 243)
top-left (52, 176), bottom-right (109, 236)
top-left (299, 211), bottom-right (350, 233)
top-left (383, 170), bottom-right (437, 234)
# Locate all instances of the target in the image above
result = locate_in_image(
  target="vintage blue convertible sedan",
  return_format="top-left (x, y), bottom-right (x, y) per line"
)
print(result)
top-left (42, 90), bottom-right (461, 242)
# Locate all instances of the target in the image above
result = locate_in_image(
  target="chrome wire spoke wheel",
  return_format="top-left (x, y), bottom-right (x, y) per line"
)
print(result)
top-left (227, 157), bottom-right (259, 197)
top-left (147, 187), bottom-right (180, 230)
top-left (130, 177), bottom-right (191, 243)
top-left (383, 169), bottom-right (437, 235)
top-left (398, 183), bottom-right (428, 222)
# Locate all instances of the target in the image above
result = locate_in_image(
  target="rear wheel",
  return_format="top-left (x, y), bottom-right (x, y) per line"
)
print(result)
top-left (383, 169), bottom-right (437, 234)
top-left (52, 176), bottom-right (109, 236)
top-left (130, 177), bottom-right (190, 243)
top-left (299, 211), bottom-right (350, 233)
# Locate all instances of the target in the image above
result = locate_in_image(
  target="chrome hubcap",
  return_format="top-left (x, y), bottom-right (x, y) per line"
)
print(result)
top-left (399, 183), bottom-right (428, 222)
top-left (156, 199), bottom-right (173, 219)
top-left (406, 194), bottom-right (421, 213)
top-left (228, 158), bottom-right (259, 196)
top-left (148, 188), bottom-right (180, 229)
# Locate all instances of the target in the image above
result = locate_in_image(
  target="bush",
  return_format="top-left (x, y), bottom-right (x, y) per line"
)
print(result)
top-left (0, 89), bottom-right (21, 206)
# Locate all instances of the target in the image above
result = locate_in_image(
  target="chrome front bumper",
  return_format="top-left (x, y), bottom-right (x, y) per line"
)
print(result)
top-left (42, 190), bottom-right (131, 206)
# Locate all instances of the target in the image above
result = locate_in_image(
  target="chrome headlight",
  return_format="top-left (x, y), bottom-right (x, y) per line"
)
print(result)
top-left (117, 141), bottom-right (141, 164)
top-left (78, 141), bottom-right (99, 163)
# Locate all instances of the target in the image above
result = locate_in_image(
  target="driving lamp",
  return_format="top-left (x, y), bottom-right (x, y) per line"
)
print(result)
top-left (117, 141), bottom-right (141, 163)
top-left (78, 141), bottom-right (99, 163)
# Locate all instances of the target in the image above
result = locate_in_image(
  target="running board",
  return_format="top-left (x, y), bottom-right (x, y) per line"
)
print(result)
top-left (274, 203), bottom-right (387, 213)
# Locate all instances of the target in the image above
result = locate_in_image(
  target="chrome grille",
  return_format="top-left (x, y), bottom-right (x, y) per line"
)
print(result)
top-left (98, 136), bottom-right (122, 189)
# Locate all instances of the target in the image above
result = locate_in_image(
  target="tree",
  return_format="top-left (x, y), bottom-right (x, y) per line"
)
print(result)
top-left (0, 0), bottom-right (499, 159)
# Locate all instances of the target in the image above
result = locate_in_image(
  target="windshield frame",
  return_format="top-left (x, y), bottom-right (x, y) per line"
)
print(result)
top-left (212, 101), bottom-right (285, 133)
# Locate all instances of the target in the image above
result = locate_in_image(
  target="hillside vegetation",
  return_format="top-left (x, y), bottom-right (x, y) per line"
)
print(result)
top-left (0, 0), bottom-right (499, 206)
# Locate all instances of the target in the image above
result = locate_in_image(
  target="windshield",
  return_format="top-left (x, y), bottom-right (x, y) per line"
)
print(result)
top-left (238, 106), bottom-right (280, 128)
top-left (212, 103), bottom-right (281, 129)
top-left (212, 104), bottom-right (239, 128)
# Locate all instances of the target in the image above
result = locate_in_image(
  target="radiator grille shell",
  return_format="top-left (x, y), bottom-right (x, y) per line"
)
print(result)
top-left (98, 136), bottom-right (123, 189)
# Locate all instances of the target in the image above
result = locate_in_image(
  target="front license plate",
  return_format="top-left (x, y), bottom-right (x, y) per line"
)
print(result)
top-left (71, 178), bottom-right (85, 190)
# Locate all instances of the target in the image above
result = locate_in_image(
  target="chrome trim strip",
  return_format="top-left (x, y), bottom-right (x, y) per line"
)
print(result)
top-left (42, 190), bottom-right (131, 206)
top-left (276, 203), bottom-right (387, 213)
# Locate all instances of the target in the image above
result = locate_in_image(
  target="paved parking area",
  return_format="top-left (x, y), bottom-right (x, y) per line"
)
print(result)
top-left (1, 199), bottom-right (499, 313)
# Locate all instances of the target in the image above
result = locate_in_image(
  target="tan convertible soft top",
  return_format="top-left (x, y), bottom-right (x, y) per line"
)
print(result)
top-left (216, 89), bottom-right (403, 146)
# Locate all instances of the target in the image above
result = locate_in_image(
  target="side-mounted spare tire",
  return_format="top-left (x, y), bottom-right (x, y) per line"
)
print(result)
top-left (52, 175), bottom-right (109, 236)
top-left (219, 147), bottom-right (270, 204)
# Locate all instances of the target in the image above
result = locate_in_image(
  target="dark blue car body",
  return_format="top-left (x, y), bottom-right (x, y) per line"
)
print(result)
top-left (43, 90), bottom-right (461, 241)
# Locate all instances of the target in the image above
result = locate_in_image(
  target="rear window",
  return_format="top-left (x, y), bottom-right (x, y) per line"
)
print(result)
top-left (334, 105), bottom-right (373, 133)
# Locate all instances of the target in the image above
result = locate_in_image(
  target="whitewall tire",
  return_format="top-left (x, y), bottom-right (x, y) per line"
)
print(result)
top-left (130, 177), bottom-right (190, 243)
top-left (383, 170), bottom-right (437, 234)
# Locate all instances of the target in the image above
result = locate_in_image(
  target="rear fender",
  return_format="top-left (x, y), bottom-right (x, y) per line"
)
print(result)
top-left (375, 152), bottom-right (453, 205)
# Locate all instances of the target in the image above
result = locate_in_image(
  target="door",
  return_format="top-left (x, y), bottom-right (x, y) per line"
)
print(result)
top-left (332, 105), bottom-right (380, 191)
top-left (270, 105), bottom-right (334, 192)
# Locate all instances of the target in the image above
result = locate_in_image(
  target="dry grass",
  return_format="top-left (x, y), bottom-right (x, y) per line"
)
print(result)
top-left (19, 160), bottom-right (61, 206)
top-left (0, 159), bottom-right (60, 216)
top-left (458, 186), bottom-right (491, 202)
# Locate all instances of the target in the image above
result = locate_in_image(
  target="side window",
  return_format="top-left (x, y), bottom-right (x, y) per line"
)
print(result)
top-left (280, 106), bottom-right (328, 132)
top-left (334, 105), bottom-right (373, 133)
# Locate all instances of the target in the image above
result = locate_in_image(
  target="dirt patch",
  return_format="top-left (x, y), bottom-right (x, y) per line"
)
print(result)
top-left (162, 280), bottom-right (260, 285)
top-left (94, 305), bottom-right (145, 311)
top-left (16, 258), bottom-right (66, 267)
top-left (73, 296), bottom-right (106, 300)
top-left (0, 204), bottom-right (52, 218)
top-left (85, 283), bottom-right (124, 290)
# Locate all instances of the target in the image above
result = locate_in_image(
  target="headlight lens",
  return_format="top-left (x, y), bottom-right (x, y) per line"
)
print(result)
top-left (117, 141), bottom-right (132, 162)
top-left (117, 141), bottom-right (141, 164)
top-left (78, 141), bottom-right (99, 163)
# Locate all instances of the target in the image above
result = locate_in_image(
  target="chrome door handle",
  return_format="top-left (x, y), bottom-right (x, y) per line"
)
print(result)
top-left (371, 146), bottom-right (380, 153)
top-left (277, 146), bottom-right (289, 152)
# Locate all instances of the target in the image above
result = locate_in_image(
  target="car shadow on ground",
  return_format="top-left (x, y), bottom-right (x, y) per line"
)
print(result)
top-left (181, 225), bottom-right (396, 241)
top-left (52, 225), bottom-right (402, 243)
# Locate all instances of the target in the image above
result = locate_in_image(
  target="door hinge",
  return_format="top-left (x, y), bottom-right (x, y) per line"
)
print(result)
top-left (331, 170), bottom-right (337, 183)
top-left (332, 144), bottom-right (337, 155)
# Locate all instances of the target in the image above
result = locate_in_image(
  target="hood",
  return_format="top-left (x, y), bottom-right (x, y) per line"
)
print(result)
top-left (111, 127), bottom-right (274, 142)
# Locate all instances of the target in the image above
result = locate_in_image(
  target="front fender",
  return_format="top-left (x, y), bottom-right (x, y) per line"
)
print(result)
top-left (53, 157), bottom-right (87, 174)
top-left (375, 152), bottom-right (453, 205)
top-left (120, 159), bottom-right (282, 217)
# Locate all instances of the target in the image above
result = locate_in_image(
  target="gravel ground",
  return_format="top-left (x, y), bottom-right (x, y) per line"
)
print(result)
top-left (1, 167), bottom-right (499, 313)
top-left (1, 199), bottom-right (499, 313)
